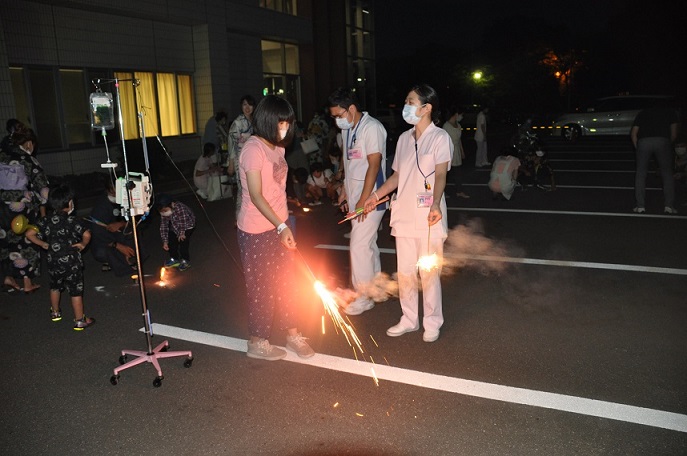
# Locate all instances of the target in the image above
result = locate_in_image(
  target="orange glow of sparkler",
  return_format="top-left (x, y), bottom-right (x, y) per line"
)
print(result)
top-left (158, 267), bottom-right (167, 287)
top-left (302, 207), bottom-right (311, 213)
top-left (416, 253), bottom-right (440, 271)
top-left (314, 280), bottom-right (364, 354)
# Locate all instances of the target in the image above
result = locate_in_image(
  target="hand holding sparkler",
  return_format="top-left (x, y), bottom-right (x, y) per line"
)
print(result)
top-left (338, 196), bottom-right (390, 225)
top-left (427, 203), bottom-right (442, 226)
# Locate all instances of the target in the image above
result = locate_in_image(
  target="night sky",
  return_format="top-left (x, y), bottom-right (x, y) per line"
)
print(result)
top-left (374, 0), bottom-right (686, 113)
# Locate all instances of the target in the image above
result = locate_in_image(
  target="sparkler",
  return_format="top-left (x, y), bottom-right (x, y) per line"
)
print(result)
top-left (337, 196), bottom-right (390, 224)
top-left (296, 249), bottom-right (364, 354)
top-left (158, 267), bottom-right (167, 287)
top-left (416, 221), bottom-right (440, 271)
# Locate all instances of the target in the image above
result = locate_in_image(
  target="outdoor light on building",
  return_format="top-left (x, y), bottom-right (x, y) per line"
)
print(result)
top-left (472, 71), bottom-right (482, 81)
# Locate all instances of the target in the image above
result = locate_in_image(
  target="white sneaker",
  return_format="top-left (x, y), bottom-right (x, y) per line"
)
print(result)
top-left (386, 322), bottom-right (419, 337)
top-left (344, 297), bottom-right (374, 316)
top-left (664, 206), bottom-right (678, 214)
top-left (286, 333), bottom-right (315, 358)
top-left (247, 339), bottom-right (286, 361)
top-left (423, 329), bottom-right (440, 342)
top-left (632, 207), bottom-right (645, 214)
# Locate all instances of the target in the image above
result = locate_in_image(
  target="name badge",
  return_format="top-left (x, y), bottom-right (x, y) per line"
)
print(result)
top-left (416, 192), bottom-right (433, 208)
top-left (347, 148), bottom-right (363, 160)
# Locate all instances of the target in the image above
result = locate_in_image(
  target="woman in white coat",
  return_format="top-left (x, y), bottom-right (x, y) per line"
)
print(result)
top-left (363, 84), bottom-right (452, 343)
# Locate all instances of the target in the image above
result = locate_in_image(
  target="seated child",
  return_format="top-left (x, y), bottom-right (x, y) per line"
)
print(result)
top-left (488, 155), bottom-right (521, 200)
top-left (26, 184), bottom-right (95, 330)
top-left (306, 163), bottom-right (338, 206)
top-left (156, 194), bottom-right (196, 271)
top-left (194, 142), bottom-right (225, 200)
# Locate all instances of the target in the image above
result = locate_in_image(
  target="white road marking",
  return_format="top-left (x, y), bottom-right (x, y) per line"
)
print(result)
top-left (445, 206), bottom-right (686, 219)
top-left (148, 323), bottom-right (687, 433)
top-left (314, 245), bottom-right (687, 276)
top-left (461, 183), bottom-right (663, 191)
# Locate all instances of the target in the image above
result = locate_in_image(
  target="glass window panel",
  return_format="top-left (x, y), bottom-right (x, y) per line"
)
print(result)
top-left (262, 41), bottom-right (284, 73)
top-left (10, 68), bottom-right (31, 128)
top-left (28, 68), bottom-right (62, 149)
top-left (285, 44), bottom-right (299, 74)
top-left (114, 72), bottom-right (138, 140)
top-left (177, 74), bottom-right (196, 134)
top-left (156, 73), bottom-right (179, 136)
top-left (59, 69), bottom-right (91, 145)
top-left (134, 72), bottom-right (159, 137)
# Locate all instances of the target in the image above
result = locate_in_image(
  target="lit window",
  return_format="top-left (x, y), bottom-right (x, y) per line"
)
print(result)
top-left (177, 74), bottom-right (196, 135)
top-left (260, 0), bottom-right (297, 15)
top-left (157, 73), bottom-right (180, 136)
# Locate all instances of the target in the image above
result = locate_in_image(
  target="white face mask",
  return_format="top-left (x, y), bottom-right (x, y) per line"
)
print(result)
top-left (335, 115), bottom-right (354, 130)
top-left (402, 104), bottom-right (423, 125)
top-left (456, 114), bottom-right (464, 122)
top-left (160, 210), bottom-right (172, 217)
top-left (279, 128), bottom-right (289, 140)
top-left (68, 201), bottom-right (74, 215)
top-left (107, 195), bottom-right (117, 204)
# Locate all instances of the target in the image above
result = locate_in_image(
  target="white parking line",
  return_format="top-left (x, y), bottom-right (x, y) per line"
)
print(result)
top-left (460, 183), bottom-right (664, 191)
top-left (314, 245), bottom-right (687, 276)
top-left (445, 207), bottom-right (686, 219)
top-left (148, 323), bottom-right (687, 433)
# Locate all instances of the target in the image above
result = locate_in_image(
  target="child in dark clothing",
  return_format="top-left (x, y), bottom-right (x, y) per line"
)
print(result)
top-left (156, 194), bottom-right (196, 271)
top-left (26, 184), bottom-right (95, 330)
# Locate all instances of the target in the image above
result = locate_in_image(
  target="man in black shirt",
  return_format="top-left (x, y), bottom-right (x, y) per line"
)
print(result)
top-left (631, 105), bottom-right (680, 214)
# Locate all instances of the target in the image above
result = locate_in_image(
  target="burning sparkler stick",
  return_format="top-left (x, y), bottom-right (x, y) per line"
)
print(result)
top-left (295, 248), bottom-right (365, 354)
top-left (417, 221), bottom-right (440, 271)
top-left (337, 196), bottom-right (390, 224)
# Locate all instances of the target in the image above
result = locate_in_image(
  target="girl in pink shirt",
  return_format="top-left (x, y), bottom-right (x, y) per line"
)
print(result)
top-left (237, 95), bottom-right (314, 361)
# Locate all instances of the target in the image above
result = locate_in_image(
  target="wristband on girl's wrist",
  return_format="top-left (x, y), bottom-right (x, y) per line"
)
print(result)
top-left (372, 190), bottom-right (380, 201)
top-left (276, 222), bottom-right (288, 234)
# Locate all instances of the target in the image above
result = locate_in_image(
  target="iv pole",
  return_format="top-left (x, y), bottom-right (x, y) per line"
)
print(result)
top-left (105, 77), bottom-right (193, 388)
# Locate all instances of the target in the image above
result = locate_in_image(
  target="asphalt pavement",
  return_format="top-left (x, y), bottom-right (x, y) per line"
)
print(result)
top-left (1, 133), bottom-right (686, 455)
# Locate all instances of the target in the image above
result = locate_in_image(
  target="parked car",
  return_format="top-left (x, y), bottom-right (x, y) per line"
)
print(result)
top-left (552, 95), bottom-right (675, 141)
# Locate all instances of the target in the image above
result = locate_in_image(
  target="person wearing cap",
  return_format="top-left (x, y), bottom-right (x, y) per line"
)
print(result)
top-left (156, 194), bottom-right (195, 271)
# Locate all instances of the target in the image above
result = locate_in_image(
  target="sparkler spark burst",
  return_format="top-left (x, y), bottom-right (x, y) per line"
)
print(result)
top-left (158, 267), bottom-right (167, 287)
top-left (416, 253), bottom-right (440, 271)
top-left (314, 280), bottom-right (364, 354)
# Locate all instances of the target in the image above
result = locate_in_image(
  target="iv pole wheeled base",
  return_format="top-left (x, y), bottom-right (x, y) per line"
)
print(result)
top-left (110, 340), bottom-right (193, 388)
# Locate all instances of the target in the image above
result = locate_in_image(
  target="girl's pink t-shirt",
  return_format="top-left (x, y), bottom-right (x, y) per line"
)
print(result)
top-left (237, 136), bottom-right (289, 234)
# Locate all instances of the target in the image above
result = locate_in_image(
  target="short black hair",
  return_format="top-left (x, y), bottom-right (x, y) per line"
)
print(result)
top-left (203, 142), bottom-right (216, 157)
top-left (6, 118), bottom-right (21, 134)
top-left (252, 95), bottom-right (295, 146)
top-left (240, 95), bottom-right (256, 108)
top-left (155, 193), bottom-right (174, 210)
top-left (328, 87), bottom-right (361, 112)
top-left (309, 163), bottom-right (323, 174)
top-left (48, 184), bottom-right (74, 212)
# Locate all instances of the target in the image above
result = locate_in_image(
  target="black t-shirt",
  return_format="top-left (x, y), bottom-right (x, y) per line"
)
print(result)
top-left (632, 107), bottom-right (679, 139)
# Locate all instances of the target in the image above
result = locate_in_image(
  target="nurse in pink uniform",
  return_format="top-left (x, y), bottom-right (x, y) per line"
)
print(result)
top-left (363, 84), bottom-right (452, 343)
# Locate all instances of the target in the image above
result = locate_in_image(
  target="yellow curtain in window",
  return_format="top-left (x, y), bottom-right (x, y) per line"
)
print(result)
top-left (134, 72), bottom-right (159, 137)
top-left (157, 73), bottom-right (180, 136)
top-left (114, 72), bottom-right (138, 140)
top-left (177, 75), bottom-right (196, 134)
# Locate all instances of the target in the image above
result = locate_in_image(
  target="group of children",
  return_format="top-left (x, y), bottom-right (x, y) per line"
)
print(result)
top-left (24, 184), bottom-right (196, 331)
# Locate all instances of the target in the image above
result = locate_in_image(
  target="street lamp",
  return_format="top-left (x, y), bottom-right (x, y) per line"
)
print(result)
top-left (471, 70), bottom-right (483, 104)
